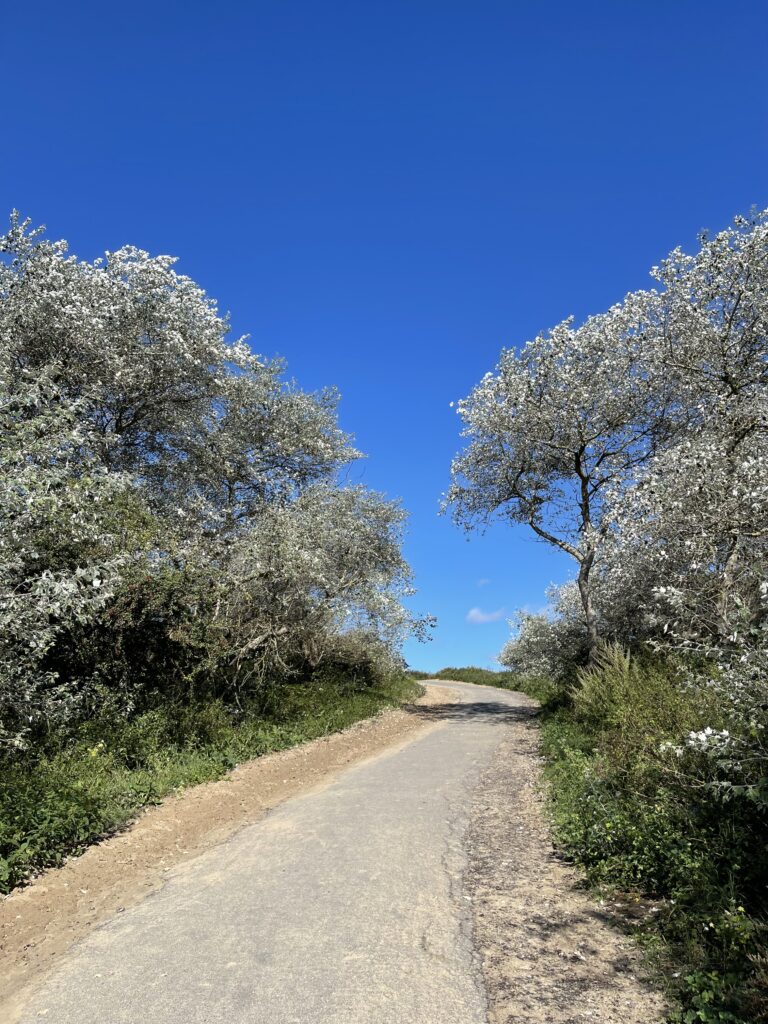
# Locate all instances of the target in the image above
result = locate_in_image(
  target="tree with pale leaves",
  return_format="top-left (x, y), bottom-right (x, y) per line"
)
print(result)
top-left (0, 214), bottom-right (425, 744)
top-left (479, 209), bottom-right (768, 725)
top-left (188, 483), bottom-right (424, 699)
top-left (498, 581), bottom-right (588, 682)
top-left (0, 213), bottom-right (355, 525)
top-left (599, 212), bottom-right (768, 657)
top-left (0, 370), bottom-right (131, 745)
top-left (446, 291), bottom-right (669, 652)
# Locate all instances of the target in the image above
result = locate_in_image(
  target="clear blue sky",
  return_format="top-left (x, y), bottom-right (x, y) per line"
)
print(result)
top-left (3, 1), bottom-right (767, 670)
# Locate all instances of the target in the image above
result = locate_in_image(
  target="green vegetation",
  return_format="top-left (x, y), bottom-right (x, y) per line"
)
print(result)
top-left (0, 673), bottom-right (421, 894)
top-left (431, 666), bottom-right (515, 686)
top-left (0, 219), bottom-right (430, 898)
top-left (512, 649), bottom-right (768, 1024)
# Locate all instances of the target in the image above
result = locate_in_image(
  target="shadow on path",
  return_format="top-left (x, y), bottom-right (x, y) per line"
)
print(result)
top-left (406, 700), bottom-right (538, 726)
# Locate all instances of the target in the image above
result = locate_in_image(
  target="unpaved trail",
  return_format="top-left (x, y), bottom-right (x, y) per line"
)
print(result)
top-left (3, 682), bottom-right (666, 1023)
top-left (462, 692), bottom-right (669, 1022)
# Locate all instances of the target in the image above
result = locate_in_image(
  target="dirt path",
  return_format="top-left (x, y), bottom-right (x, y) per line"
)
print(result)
top-left (463, 691), bottom-right (668, 1022)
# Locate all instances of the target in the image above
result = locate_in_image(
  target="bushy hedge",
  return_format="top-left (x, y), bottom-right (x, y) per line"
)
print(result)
top-left (431, 666), bottom-right (515, 686)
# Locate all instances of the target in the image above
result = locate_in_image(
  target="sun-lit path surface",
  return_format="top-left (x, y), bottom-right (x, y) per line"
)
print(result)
top-left (15, 684), bottom-right (530, 1024)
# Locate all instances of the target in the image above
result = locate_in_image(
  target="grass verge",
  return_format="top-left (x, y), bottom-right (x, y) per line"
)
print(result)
top-left (509, 650), bottom-right (768, 1024)
top-left (0, 674), bottom-right (421, 895)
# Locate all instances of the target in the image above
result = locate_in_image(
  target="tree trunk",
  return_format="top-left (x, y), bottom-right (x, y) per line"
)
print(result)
top-left (573, 447), bottom-right (599, 659)
top-left (577, 553), bottom-right (599, 659)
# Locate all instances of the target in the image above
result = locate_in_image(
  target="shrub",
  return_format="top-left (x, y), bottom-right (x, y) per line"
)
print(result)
top-left (432, 666), bottom-right (515, 686)
top-left (535, 649), bottom-right (768, 1022)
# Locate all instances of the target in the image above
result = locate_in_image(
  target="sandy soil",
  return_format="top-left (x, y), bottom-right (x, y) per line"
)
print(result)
top-left (464, 696), bottom-right (669, 1023)
top-left (0, 686), bottom-right (449, 1015)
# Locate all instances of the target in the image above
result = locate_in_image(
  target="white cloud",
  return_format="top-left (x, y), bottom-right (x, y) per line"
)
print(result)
top-left (466, 606), bottom-right (505, 624)
top-left (476, 578), bottom-right (491, 587)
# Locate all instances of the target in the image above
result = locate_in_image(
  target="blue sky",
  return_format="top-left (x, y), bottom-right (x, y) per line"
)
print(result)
top-left (3, 1), bottom-right (767, 670)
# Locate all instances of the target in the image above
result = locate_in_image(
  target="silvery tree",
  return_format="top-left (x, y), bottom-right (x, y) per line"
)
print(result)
top-left (0, 214), bottom-right (422, 740)
top-left (650, 209), bottom-right (768, 650)
top-left (204, 484), bottom-right (423, 697)
top-left (596, 212), bottom-right (768, 798)
top-left (0, 213), bottom-right (355, 521)
top-left (498, 581), bottom-right (588, 682)
top-left (0, 370), bottom-right (130, 746)
top-left (458, 208), bottom-right (768, 689)
top-left (446, 293), bottom-right (670, 652)
top-left (601, 212), bottom-right (768, 694)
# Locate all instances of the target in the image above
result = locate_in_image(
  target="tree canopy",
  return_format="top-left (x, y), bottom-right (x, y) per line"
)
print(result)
top-left (0, 214), bottom-right (425, 748)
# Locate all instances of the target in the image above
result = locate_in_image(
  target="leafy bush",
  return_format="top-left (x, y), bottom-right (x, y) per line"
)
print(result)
top-left (571, 645), bottom-right (724, 755)
top-left (517, 651), bottom-right (768, 1023)
top-left (432, 666), bottom-right (515, 686)
top-left (0, 215), bottom-right (428, 747)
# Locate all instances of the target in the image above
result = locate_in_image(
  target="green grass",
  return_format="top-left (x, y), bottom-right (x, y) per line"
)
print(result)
top-left (431, 666), bottom-right (516, 686)
top-left (429, 665), bottom-right (565, 704)
top-left (512, 651), bottom-right (768, 1024)
top-left (0, 674), bottom-right (422, 894)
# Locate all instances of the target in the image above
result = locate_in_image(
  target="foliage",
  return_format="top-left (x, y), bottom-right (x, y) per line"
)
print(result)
top-left (450, 209), bottom-right (768, 666)
top-left (0, 370), bottom-right (133, 746)
top-left (0, 213), bottom-right (428, 749)
top-left (431, 666), bottom-right (515, 686)
top-left (0, 673), bottom-right (422, 893)
top-left (514, 650), bottom-right (768, 1023)
top-left (445, 291), bottom-right (670, 648)
top-left (499, 581), bottom-right (588, 689)
top-left (0, 213), bottom-right (354, 511)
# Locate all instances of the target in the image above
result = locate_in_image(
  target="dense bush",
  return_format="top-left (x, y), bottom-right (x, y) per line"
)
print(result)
top-left (0, 214), bottom-right (427, 752)
top-left (516, 648), bottom-right (768, 1022)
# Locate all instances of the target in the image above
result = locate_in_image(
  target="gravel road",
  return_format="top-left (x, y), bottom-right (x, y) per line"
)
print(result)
top-left (15, 683), bottom-right (525, 1023)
